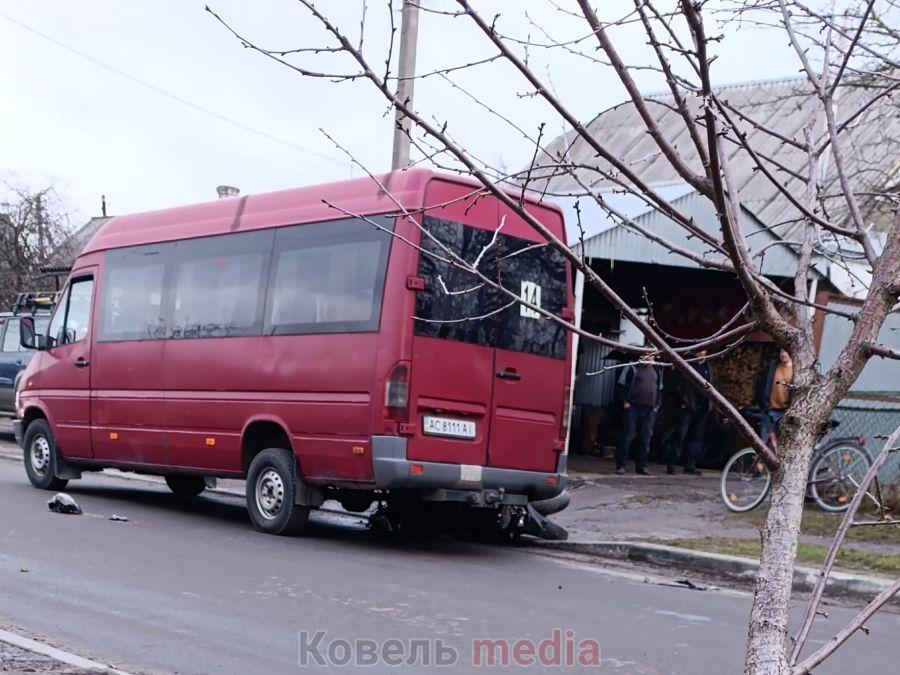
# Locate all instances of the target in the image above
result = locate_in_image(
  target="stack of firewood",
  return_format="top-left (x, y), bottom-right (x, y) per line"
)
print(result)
top-left (709, 343), bottom-right (780, 408)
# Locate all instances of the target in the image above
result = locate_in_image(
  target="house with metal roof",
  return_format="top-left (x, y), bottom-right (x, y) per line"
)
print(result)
top-left (38, 216), bottom-right (112, 284)
top-left (542, 75), bottom-right (900, 240)
top-left (538, 76), bottom-right (900, 461)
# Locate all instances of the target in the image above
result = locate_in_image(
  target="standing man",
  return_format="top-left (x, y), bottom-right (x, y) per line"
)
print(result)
top-left (757, 348), bottom-right (793, 443)
top-left (615, 354), bottom-right (663, 475)
top-left (666, 350), bottom-right (712, 475)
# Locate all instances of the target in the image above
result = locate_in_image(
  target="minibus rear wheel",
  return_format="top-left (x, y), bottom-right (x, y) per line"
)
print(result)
top-left (164, 475), bottom-right (206, 497)
top-left (246, 448), bottom-right (310, 536)
top-left (22, 419), bottom-right (68, 491)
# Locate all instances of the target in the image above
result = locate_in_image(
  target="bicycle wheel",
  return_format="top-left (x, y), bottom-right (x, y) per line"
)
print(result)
top-left (810, 444), bottom-right (872, 513)
top-left (806, 439), bottom-right (872, 498)
top-left (721, 448), bottom-right (772, 512)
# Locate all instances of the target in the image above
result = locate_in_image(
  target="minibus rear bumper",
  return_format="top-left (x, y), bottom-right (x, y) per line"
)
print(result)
top-left (371, 436), bottom-right (566, 501)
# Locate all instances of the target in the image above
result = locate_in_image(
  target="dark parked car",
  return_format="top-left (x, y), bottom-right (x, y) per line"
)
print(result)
top-left (0, 293), bottom-right (54, 415)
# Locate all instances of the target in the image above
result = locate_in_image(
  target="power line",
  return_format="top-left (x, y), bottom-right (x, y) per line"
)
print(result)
top-left (0, 9), bottom-right (345, 166)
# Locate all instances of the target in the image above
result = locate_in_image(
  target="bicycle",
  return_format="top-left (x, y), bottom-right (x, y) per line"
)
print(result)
top-left (720, 416), bottom-right (871, 513)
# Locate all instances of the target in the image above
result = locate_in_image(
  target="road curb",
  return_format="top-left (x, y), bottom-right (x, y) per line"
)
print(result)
top-left (527, 539), bottom-right (897, 602)
top-left (0, 628), bottom-right (135, 674)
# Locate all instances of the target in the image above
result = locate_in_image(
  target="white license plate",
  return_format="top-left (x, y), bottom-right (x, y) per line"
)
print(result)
top-left (422, 416), bottom-right (476, 440)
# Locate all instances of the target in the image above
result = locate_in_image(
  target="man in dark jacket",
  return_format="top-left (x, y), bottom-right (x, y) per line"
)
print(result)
top-left (666, 350), bottom-right (712, 475)
top-left (615, 354), bottom-right (663, 475)
top-left (756, 348), bottom-right (793, 443)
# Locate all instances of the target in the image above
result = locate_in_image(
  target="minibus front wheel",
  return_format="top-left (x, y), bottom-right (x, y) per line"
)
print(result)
top-left (22, 419), bottom-right (69, 491)
top-left (246, 448), bottom-right (310, 536)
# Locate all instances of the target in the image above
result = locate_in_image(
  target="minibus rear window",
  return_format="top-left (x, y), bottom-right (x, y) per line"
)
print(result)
top-left (415, 216), bottom-right (567, 359)
top-left (413, 217), bottom-right (502, 348)
top-left (495, 236), bottom-right (567, 359)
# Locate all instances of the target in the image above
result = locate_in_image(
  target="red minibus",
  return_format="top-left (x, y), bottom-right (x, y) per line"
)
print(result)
top-left (14, 169), bottom-right (572, 537)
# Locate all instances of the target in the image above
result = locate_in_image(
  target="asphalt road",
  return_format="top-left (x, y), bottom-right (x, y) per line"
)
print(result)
top-left (0, 436), bottom-right (897, 674)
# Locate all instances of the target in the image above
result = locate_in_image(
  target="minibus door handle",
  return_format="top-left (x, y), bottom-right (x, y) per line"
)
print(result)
top-left (495, 369), bottom-right (521, 381)
top-left (73, 357), bottom-right (90, 369)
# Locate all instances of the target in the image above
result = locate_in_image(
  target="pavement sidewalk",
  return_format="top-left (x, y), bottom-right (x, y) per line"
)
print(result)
top-left (558, 455), bottom-right (897, 554)
top-left (541, 454), bottom-right (899, 600)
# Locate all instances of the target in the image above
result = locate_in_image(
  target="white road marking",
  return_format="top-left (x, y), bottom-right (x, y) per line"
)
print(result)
top-left (0, 627), bottom-right (136, 674)
top-left (655, 609), bottom-right (713, 623)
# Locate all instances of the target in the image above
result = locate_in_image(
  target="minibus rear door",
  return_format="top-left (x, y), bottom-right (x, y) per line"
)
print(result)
top-left (486, 204), bottom-right (570, 473)
top-left (405, 192), bottom-right (499, 467)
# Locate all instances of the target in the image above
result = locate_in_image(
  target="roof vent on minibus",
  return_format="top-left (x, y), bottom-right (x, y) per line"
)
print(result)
top-left (216, 185), bottom-right (240, 199)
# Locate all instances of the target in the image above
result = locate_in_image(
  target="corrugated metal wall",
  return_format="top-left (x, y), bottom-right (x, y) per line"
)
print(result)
top-left (579, 191), bottom-right (809, 279)
top-left (819, 303), bottom-right (900, 394)
top-left (573, 339), bottom-right (617, 406)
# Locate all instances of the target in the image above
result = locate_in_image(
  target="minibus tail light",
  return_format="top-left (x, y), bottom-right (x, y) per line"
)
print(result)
top-left (384, 362), bottom-right (410, 421)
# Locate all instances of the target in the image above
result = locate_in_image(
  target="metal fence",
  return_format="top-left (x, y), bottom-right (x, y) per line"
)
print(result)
top-left (822, 395), bottom-right (900, 485)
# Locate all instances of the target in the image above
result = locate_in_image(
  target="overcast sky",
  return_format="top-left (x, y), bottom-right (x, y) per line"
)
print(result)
top-left (0, 1), bottom-right (799, 227)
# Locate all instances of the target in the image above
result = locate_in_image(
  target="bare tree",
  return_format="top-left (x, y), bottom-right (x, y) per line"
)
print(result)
top-left (0, 184), bottom-right (73, 308)
top-left (210, 1), bottom-right (900, 672)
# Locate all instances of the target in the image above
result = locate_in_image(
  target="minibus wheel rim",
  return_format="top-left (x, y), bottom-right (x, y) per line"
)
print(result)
top-left (30, 436), bottom-right (51, 476)
top-left (255, 469), bottom-right (285, 520)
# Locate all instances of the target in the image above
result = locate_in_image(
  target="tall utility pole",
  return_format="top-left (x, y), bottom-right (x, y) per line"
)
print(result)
top-left (391, 0), bottom-right (420, 170)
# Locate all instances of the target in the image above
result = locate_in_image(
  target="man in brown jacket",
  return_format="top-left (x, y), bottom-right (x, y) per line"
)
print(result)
top-left (756, 348), bottom-right (793, 443)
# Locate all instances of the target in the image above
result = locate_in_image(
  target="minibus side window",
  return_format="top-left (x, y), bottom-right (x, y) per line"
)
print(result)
top-left (65, 279), bottom-right (95, 344)
top-left (98, 216), bottom-right (393, 342)
top-left (46, 290), bottom-right (69, 348)
top-left (100, 244), bottom-right (172, 341)
top-left (264, 216), bottom-right (393, 335)
top-left (47, 277), bottom-right (94, 347)
top-left (169, 230), bottom-right (272, 339)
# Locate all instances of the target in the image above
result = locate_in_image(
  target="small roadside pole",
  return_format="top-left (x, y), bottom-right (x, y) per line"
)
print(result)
top-left (391, 0), bottom-right (420, 170)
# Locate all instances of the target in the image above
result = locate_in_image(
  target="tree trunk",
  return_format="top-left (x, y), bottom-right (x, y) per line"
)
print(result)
top-left (744, 394), bottom-right (826, 674)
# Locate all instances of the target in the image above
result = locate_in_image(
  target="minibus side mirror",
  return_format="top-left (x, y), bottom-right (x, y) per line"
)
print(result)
top-left (20, 317), bottom-right (46, 351)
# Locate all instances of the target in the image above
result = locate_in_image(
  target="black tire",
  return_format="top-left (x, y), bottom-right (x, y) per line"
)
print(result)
top-left (246, 448), bottom-right (310, 536)
top-left (22, 418), bottom-right (69, 491)
top-left (530, 490), bottom-right (571, 517)
top-left (165, 475), bottom-right (207, 497)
